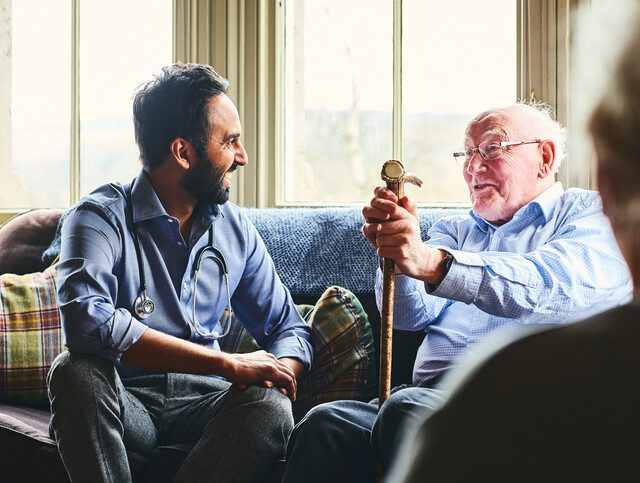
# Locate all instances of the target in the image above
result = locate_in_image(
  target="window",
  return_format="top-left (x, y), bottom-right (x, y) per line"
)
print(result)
top-left (0, 0), bottom-right (172, 212)
top-left (281, 0), bottom-right (517, 205)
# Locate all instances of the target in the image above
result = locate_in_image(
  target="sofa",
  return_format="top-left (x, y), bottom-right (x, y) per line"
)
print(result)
top-left (0, 205), bottom-right (464, 482)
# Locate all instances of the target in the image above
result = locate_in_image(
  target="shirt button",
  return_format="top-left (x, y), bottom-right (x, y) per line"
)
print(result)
top-left (177, 240), bottom-right (183, 246)
top-left (183, 281), bottom-right (189, 289)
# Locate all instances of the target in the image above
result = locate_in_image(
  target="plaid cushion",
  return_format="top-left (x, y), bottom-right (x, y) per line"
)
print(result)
top-left (220, 286), bottom-right (377, 420)
top-left (0, 266), bottom-right (62, 408)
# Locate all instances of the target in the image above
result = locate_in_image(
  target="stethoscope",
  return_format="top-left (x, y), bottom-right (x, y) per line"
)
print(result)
top-left (128, 182), bottom-right (233, 339)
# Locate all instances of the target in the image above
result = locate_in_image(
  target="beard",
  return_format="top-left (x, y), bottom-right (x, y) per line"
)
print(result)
top-left (181, 151), bottom-right (231, 205)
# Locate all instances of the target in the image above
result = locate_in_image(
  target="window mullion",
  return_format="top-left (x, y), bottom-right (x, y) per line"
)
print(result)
top-left (70, 0), bottom-right (80, 205)
top-left (392, 0), bottom-right (402, 161)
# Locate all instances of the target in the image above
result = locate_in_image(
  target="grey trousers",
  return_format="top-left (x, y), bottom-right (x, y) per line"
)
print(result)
top-left (47, 352), bottom-right (293, 483)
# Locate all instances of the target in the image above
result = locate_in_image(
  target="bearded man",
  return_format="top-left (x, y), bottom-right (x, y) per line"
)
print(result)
top-left (48, 63), bottom-right (311, 483)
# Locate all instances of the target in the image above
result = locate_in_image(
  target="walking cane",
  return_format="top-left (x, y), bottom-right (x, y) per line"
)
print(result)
top-left (378, 160), bottom-right (423, 406)
top-left (377, 160), bottom-right (422, 481)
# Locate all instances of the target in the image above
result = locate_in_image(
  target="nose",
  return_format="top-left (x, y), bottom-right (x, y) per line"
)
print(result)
top-left (235, 142), bottom-right (249, 166)
top-left (465, 151), bottom-right (486, 175)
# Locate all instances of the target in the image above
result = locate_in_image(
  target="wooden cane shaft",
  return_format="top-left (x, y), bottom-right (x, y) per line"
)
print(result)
top-left (379, 258), bottom-right (395, 405)
top-left (378, 179), bottom-right (404, 406)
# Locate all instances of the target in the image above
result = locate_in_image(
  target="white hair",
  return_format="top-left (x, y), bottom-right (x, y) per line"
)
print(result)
top-left (466, 101), bottom-right (567, 169)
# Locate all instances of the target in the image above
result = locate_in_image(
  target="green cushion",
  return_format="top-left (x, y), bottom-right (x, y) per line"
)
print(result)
top-left (0, 266), bottom-right (62, 408)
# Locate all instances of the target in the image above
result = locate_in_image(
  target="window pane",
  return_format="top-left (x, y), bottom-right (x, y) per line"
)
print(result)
top-left (402, 0), bottom-right (517, 204)
top-left (283, 0), bottom-right (393, 204)
top-left (1, 0), bottom-right (71, 209)
top-left (79, 0), bottom-right (172, 196)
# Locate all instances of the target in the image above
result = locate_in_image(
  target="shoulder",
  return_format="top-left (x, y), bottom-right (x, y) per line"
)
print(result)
top-left (556, 188), bottom-right (603, 218)
top-left (217, 202), bottom-right (249, 229)
top-left (72, 183), bottom-right (127, 221)
top-left (64, 182), bottom-right (129, 237)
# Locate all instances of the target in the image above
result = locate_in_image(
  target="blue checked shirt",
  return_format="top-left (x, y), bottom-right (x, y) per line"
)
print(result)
top-left (375, 183), bottom-right (633, 386)
top-left (57, 172), bottom-right (312, 379)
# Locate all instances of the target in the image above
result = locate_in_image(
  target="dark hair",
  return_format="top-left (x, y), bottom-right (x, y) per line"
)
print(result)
top-left (133, 63), bottom-right (230, 171)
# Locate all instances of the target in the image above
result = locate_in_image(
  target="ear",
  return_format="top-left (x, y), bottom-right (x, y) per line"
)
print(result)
top-left (169, 138), bottom-right (195, 171)
top-left (538, 140), bottom-right (556, 179)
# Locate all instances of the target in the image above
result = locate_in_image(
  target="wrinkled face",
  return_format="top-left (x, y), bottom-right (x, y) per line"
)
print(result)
top-left (463, 113), bottom-right (545, 225)
top-left (182, 94), bottom-right (248, 204)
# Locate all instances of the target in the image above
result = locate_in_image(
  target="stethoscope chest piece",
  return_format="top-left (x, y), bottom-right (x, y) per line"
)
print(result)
top-left (134, 292), bottom-right (155, 319)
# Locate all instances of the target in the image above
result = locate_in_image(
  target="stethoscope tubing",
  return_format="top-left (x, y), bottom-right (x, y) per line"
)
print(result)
top-left (127, 179), bottom-right (233, 339)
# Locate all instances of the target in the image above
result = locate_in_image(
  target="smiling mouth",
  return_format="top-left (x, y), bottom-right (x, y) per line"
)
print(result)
top-left (473, 183), bottom-right (495, 191)
top-left (223, 164), bottom-right (238, 180)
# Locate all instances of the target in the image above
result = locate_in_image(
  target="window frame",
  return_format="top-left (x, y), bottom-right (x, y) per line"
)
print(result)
top-left (0, 0), bottom-right (175, 223)
top-left (270, 0), bottom-right (588, 208)
top-left (0, 0), bottom-right (589, 224)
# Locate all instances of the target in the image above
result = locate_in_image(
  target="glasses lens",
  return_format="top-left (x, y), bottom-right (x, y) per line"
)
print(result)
top-left (453, 151), bottom-right (466, 166)
top-left (480, 141), bottom-right (503, 161)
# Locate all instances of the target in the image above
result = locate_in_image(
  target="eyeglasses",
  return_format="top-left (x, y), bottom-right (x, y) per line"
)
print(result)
top-left (453, 140), bottom-right (541, 167)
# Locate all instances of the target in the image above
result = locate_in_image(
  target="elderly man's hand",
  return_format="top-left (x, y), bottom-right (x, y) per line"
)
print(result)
top-left (362, 187), bottom-right (446, 283)
top-left (362, 187), bottom-right (398, 246)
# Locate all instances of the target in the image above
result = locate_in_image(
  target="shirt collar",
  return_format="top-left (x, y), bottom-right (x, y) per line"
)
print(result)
top-left (524, 181), bottom-right (565, 223)
top-left (129, 170), bottom-right (222, 224)
top-left (470, 181), bottom-right (565, 231)
top-left (130, 171), bottom-right (168, 223)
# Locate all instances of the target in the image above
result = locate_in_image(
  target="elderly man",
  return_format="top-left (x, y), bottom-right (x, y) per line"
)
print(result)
top-left (387, 3), bottom-right (640, 481)
top-left (47, 63), bottom-right (311, 483)
top-left (282, 102), bottom-right (632, 483)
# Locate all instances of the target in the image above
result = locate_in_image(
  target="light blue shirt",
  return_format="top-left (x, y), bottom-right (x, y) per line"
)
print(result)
top-left (57, 172), bottom-right (312, 379)
top-left (375, 183), bottom-right (633, 386)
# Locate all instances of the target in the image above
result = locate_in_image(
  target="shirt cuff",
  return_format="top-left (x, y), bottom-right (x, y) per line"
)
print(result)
top-left (425, 248), bottom-right (483, 304)
top-left (93, 308), bottom-right (149, 362)
top-left (268, 336), bottom-right (313, 371)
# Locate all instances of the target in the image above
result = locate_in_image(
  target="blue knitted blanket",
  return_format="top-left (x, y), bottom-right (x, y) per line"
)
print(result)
top-left (244, 207), bottom-right (466, 295)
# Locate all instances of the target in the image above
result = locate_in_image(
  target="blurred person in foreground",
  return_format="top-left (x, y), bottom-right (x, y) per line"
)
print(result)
top-left (283, 99), bottom-right (633, 482)
top-left (387, 2), bottom-right (640, 481)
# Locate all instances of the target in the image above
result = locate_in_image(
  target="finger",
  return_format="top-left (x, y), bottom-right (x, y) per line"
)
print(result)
top-left (376, 219), bottom-right (417, 237)
top-left (370, 196), bottom-right (400, 216)
top-left (362, 223), bottom-right (381, 244)
top-left (363, 204), bottom-right (390, 222)
top-left (262, 380), bottom-right (274, 388)
top-left (400, 196), bottom-right (419, 218)
top-left (377, 246), bottom-right (403, 261)
top-left (377, 231), bottom-right (412, 250)
top-left (270, 366), bottom-right (297, 399)
top-left (374, 186), bottom-right (398, 202)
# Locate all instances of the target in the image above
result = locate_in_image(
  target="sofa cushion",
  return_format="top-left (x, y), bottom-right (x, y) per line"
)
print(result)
top-left (0, 266), bottom-right (62, 409)
top-left (0, 209), bottom-right (64, 276)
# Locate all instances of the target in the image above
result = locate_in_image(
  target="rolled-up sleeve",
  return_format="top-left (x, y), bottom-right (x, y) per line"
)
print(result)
top-left (231, 216), bottom-right (313, 370)
top-left (57, 207), bottom-right (148, 362)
